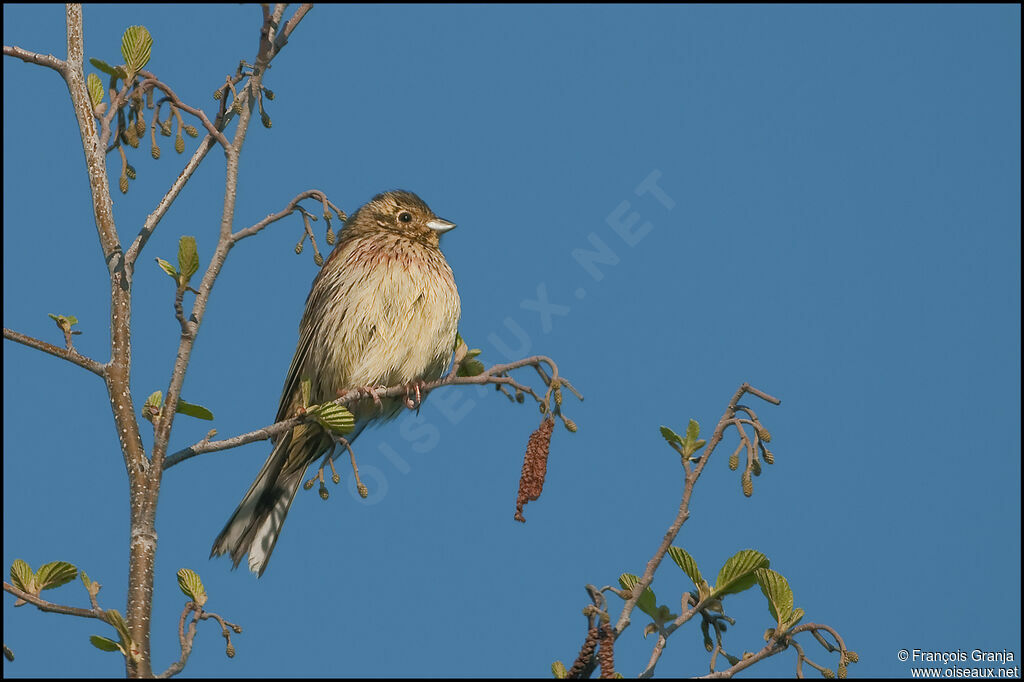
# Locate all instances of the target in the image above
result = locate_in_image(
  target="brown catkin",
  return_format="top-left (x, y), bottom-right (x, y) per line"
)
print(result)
top-left (597, 624), bottom-right (616, 678)
top-left (514, 417), bottom-right (554, 522)
top-left (566, 627), bottom-right (598, 679)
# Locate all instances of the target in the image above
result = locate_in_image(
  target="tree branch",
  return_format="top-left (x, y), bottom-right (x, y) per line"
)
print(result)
top-left (2, 582), bottom-right (106, 621)
top-left (230, 189), bottom-right (344, 243)
top-left (163, 355), bottom-right (577, 470)
top-left (570, 383), bottom-right (780, 678)
top-left (157, 602), bottom-right (241, 678)
top-left (2, 45), bottom-right (68, 75)
top-left (3, 327), bottom-right (106, 377)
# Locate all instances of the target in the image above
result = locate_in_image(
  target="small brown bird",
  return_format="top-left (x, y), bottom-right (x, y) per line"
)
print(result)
top-left (212, 190), bottom-right (461, 575)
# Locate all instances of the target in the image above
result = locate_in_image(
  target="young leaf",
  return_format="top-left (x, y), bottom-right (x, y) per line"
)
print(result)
top-left (177, 236), bottom-right (199, 282)
top-left (714, 549), bottom-right (770, 598)
top-left (121, 25), bottom-right (153, 74)
top-left (176, 568), bottom-right (207, 607)
top-left (87, 73), bottom-right (104, 106)
top-left (314, 403), bottom-right (355, 434)
top-left (754, 568), bottom-right (794, 625)
top-left (156, 257), bottom-right (179, 281)
top-left (685, 419), bottom-right (700, 443)
top-left (35, 561), bottom-right (77, 591)
top-left (89, 635), bottom-right (121, 653)
top-left (457, 357), bottom-right (485, 377)
top-left (667, 546), bottom-right (703, 587)
top-left (104, 609), bottom-right (131, 644)
top-left (659, 426), bottom-right (683, 446)
top-left (617, 573), bottom-right (658, 619)
top-left (10, 559), bottom-right (34, 593)
top-left (88, 57), bottom-right (126, 79)
top-left (176, 399), bottom-right (214, 421)
top-left (300, 376), bottom-right (311, 409)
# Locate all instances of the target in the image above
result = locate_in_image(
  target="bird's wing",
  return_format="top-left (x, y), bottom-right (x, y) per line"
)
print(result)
top-left (275, 318), bottom-right (318, 425)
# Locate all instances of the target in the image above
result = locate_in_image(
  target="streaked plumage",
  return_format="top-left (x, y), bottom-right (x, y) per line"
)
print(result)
top-left (212, 190), bottom-right (461, 575)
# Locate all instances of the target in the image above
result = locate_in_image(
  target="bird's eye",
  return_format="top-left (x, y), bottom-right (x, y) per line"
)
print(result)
top-left (398, 211), bottom-right (412, 223)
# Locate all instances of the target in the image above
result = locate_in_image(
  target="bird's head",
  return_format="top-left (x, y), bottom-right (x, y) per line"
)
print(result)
top-left (344, 190), bottom-right (455, 248)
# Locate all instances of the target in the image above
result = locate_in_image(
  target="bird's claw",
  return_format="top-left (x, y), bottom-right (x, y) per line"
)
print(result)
top-left (403, 380), bottom-right (426, 412)
top-left (344, 385), bottom-right (387, 414)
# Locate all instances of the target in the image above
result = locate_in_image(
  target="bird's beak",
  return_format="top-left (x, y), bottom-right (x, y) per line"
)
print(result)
top-left (427, 218), bottom-right (456, 234)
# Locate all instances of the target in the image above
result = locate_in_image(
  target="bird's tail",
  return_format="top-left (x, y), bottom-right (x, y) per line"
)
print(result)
top-left (211, 429), bottom-right (317, 577)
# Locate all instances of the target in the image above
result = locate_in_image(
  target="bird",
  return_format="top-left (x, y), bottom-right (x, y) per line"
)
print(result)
top-left (211, 190), bottom-right (461, 576)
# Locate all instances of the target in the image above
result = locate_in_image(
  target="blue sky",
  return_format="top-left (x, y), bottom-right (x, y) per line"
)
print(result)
top-left (3, 4), bottom-right (1020, 678)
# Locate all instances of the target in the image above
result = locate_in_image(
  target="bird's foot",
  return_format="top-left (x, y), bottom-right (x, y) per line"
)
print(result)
top-left (403, 379), bottom-right (428, 412)
top-left (343, 385), bottom-right (388, 413)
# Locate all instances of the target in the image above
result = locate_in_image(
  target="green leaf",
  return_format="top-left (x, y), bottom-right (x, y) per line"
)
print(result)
top-left (104, 609), bottom-right (131, 643)
top-left (156, 257), bottom-right (178, 280)
top-left (685, 419), bottom-right (700, 443)
top-left (313, 402), bottom-right (355, 434)
top-left (300, 376), bottom-right (312, 409)
top-left (714, 549), bottom-right (770, 598)
top-left (659, 426), bottom-right (682, 446)
top-left (176, 399), bottom-right (214, 421)
top-left (617, 573), bottom-right (658, 619)
top-left (48, 314), bottom-right (78, 331)
top-left (754, 568), bottom-right (793, 625)
top-left (785, 607), bottom-right (805, 630)
top-left (457, 358), bottom-right (485, 377)
top-left (551, 660), bottom-right (567, 679)
top-left (10, 559), bottom-right (34, 593)
top-left (667, 546), bottom-right (703, 587)
top-left (177, 236), bottom-right (198, 282)
top-left (120, 26), bottom-right (153, 74)
top-left (89, 635), bottom-right (121, 653)
top-left (142, 391), bottom-right (163, 423)
top-left (652, 604), bottom-right (677, 626)
top-left (88, 57), bottom-right (127, 79)
top-left (35, 561), bottom-right (77, 591)
top-left (176, 568), bottom-right (207, 607)
top-left (87, 73), bottom-right (104, 106)
top-left (80, 570), bottom-right (92, 590)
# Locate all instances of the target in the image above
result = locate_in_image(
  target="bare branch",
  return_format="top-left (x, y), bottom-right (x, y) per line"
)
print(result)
top-left (3, 45), bottom-right (67, 74)
top-left (231, 189), bottom-right (341, 242)
top-left (275, 5), bottom-right (313, 51)
top-left (3, 327), bottom-right (106, 377)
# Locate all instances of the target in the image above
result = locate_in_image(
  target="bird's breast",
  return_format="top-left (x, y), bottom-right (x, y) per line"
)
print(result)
top-left (303, 235), bottom-right (461, 404)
